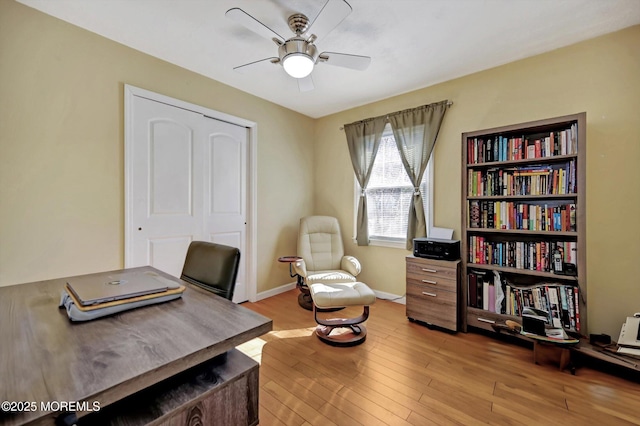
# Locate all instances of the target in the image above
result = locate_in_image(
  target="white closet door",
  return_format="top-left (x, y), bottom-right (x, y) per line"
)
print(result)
top-left (203, 117), bottom-right (248, 303)
top-left (127, 96), bottom-right (248, 302)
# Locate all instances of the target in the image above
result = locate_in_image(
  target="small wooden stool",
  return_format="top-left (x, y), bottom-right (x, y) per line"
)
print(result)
top-left (309, 282), bottom-right (376, 347)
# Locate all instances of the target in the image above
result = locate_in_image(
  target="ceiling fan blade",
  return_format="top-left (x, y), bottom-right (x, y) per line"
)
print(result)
top-left (233, 57), bottom-right (280, 75)
top-left (226, 8), bottom-right (284, 43)
top-left (306, 0), bottom-right (352, 42)
top-left (319, 52), bottom-right (371, 71)
top-left (297, 75), bottom-right (315, 92)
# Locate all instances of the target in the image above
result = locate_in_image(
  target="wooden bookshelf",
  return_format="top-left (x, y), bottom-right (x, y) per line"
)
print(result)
top-left (461, 113), bottom-right (587, 336)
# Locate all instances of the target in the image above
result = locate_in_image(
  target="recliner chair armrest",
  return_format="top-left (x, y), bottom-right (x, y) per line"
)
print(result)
top-left (293, 259), bottom-right (308, 277)
top-left (341, 256), bottom-right (361, 277)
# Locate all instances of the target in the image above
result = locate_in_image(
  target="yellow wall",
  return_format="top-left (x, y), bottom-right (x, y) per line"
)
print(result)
top-left (1, 0), bottom-right (638, 338)
top-left (314, 25), bottom-right (640, 338)
top-left (0, 0), bottom-right (315, 293)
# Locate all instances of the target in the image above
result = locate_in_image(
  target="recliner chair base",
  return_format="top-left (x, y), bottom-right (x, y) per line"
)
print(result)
top-left (298, 291), bottom-right (314, 310)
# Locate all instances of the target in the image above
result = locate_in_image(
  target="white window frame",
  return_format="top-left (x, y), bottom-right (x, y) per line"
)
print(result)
top-left (352, 136), bottom-right (434, 249)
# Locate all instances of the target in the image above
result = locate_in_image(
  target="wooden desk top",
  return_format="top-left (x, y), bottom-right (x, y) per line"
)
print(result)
top-left (0, 267), bottom-right (272, 426)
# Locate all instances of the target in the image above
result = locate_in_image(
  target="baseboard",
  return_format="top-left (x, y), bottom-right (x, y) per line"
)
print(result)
top-left (255, 282), bottom-right (296, 301)
top-left (374, 289), bottom-right (406, 305)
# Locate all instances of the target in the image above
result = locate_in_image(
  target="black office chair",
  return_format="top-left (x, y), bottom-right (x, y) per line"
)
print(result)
top-left (180, 241), bottom-right (241, 301)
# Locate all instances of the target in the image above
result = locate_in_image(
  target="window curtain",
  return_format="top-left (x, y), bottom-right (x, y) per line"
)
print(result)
top-left (344, 117), bottom-right (387, 246)
top-left (388, 100), bottom-right (449, 249)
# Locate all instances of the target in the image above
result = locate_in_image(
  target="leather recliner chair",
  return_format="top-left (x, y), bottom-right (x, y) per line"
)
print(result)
top-left (292, 216), bottom-right (361, 309)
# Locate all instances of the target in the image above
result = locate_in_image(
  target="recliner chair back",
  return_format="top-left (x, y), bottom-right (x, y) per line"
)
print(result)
top-left (298, 216), bottom-right (345, 271)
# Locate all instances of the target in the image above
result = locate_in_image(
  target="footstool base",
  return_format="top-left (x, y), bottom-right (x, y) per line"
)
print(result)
top-left (309, 282), bottom-right (376, 347)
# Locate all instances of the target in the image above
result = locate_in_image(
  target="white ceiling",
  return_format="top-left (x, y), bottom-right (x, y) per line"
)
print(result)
top-left (17, 0), bottom-right (640, 118)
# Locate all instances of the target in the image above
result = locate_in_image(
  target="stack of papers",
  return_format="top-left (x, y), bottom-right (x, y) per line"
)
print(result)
top-left (617, 347), bottom-right (640, 359)
top-left (617, 317), bottom-right (640, 358)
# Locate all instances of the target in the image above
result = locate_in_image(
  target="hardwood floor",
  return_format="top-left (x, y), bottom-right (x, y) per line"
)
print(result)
top-left (237, 290), bottom-right (640, 425)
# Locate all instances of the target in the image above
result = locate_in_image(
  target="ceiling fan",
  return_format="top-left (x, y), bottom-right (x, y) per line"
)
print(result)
top-left (226, 0), bottom-right (371, 92)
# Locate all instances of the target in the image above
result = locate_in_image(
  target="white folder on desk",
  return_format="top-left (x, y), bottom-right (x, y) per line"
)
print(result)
top-left (618, 317), bottom-right (640, 348)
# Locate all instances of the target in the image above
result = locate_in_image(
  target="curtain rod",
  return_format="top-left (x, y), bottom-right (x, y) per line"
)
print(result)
top-left (339, 100), bottom-right (453, 131)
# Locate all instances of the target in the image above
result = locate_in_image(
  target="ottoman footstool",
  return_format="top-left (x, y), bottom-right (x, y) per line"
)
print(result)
top-left (308, 281), bottom-right (376, 347)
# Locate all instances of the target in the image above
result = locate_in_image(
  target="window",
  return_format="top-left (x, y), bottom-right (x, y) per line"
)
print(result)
top-left (355, 124), bottom-right (432, 247)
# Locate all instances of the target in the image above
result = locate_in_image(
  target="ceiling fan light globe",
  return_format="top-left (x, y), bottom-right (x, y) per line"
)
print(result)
top-left (282, 54), bottom-right (314, 78)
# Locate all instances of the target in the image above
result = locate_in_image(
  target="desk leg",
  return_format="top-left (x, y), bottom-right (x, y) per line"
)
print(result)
top-left (559, 347), bottom-right (569, 369)
top-left (533, 341), bottom-right (575, 374)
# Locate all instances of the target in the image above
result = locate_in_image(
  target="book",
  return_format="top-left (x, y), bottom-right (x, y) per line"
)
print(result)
top-left (574, 287), bottom-right (580, 332)
top-left (487, 202), bottom-right (495, 229)
top-left (482, 279), bottom-right (490, 310)
top-left (558, 286), bottom-right (571, 329)
top-left (485, 138), bottom-right (494, 162)
top-left (481, 201), bottom-right (489, 229)
top-left (469, 201), bottom-right (480, 228)
top-left (566, 286), bottom-right (576, 330)
top-left (546, 286), bottom-right (562, 328)
top-left (488, 283), bottom-right (496, 313)
top-left (527, 140), bottom-right (535, 159)
top-left (468, 273), bottom-right (477, 308)
top-left (503, 137), bottom-right (508, 163)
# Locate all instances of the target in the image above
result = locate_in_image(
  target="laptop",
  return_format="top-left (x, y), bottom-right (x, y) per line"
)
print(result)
top-left (67, 270), bottom-right (178, 306)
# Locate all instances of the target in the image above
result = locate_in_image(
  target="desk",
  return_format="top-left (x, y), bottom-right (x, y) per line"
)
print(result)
top-left (0, 267), bottom-right (272, 426)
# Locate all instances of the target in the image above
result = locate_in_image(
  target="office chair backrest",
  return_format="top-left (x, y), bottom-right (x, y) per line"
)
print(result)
top-left (180, 241), bottom-right (241, 301)
top-left (298, 216), bottom-right (344, 272)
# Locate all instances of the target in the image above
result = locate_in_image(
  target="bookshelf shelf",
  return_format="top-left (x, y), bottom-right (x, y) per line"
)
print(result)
top-left (467, 263), bottom-right (579, 281)
top-left (467, 228), bottom-right (578, 237)
top-left (461, 113), bottom-right (587, 336)
top-left (465, 154), bottom-right (578, 169)
top-left (467, 194), bottom-right (578, 201)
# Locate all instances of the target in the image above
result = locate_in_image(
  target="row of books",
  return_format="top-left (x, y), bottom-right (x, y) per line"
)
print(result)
top-left (467, 270), bottom-right (581, 332)
top-left (468, 200), bottom-right (576, 232)
top-left (468, 236), bottom-right (577, 271)
top-left (467, 161), bottom-right (576, 196)
top-left (467, 125), bottom-right (578, 164)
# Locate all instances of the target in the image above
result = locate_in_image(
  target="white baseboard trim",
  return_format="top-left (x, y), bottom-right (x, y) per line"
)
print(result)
top-left (255, 282), bottom-right (296, 301)
top-left (374, 289), bottom-right (406, 305)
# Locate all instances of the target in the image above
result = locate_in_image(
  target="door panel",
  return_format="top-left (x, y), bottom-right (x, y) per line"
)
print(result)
top-left (210, 136), bottom-right (242, 215)
top-left (130, 96), bottom-right (203, 278)
top-left (148, 236), bottom-right (193, 277)
top-left (150, 120), bottom-right (193, 215)
top-left (204, 120), bottom-right (248, 303)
